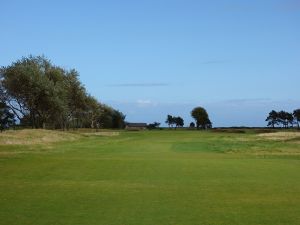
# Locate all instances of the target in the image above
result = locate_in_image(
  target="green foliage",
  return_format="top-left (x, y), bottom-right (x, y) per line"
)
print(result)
top-left (166, 115), bottom-right (184, 128)
top-left (0, 56), bottom-right (125, 129)
top-left (266, 110), bottom-right (296, 128)
top-left (191, 106), bottom-right (212, 129)
top-left (0, 101), bottom-right (15, 131)
top-left (147, 122), bottom-right (161, 129)
top-left (165, 114), bottom-right (175, 128)
top-left (265, 110), bottom-right (279, 128)
top-left (293, 109), bottom-right (300, 128)
top-left (174, 116), bottom-right (184, 128)
top-left (189, 122), bottom-right (195, 128)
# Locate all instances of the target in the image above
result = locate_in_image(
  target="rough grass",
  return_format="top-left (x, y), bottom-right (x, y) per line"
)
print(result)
top-left (258, 131), bottom-right (300, 141)
top-left (0, 129), bottom-right (80, 145)
top-left (0, 130), bottom-right (300, 225)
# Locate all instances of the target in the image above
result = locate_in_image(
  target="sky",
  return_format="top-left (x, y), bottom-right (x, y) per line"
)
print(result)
top-left (1, 0), bottom-right (299, 127)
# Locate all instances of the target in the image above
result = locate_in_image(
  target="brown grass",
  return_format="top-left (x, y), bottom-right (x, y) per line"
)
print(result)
top-left (0, 129), bottom-right (80, 145)
top-left (258, 132), bottom-right (300, 141)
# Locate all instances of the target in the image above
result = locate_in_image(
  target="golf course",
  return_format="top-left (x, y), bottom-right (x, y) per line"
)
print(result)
top-left (0, 129), bottom-right (299, 225)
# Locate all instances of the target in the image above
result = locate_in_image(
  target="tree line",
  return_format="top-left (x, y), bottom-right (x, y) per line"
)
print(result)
top-left (0, 56), bottom-right (125, 130)
top-left (266, 109), bottom-right (300, 129)
top-left (165, 115), bottom-right (184, 128)
top-left (165, 106), bottom-right (212, 129)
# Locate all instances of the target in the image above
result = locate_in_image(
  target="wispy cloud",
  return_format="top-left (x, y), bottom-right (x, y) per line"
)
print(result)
top-left (106, 83), bottom-right (169, 87)
top-left (136, 99), bottom-right (158, 107)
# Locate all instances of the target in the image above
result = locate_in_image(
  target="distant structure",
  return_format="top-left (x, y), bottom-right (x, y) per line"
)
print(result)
top-left (125, 123), bottom-right (147, 131)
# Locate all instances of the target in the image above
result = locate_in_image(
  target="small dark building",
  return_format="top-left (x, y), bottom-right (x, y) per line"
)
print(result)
top-left (125, 123), bottom-right (147, 130)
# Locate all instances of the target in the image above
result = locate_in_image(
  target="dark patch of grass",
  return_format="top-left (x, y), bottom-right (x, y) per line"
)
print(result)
top-left (211, 128), bottom-right (246, 133)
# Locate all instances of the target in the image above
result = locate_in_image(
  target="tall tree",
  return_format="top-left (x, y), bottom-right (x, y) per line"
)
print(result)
top-left (265, 110), bottom-right (279, 128)
top-left (294, 109), bottom-right (300, 129)
top-left (174, 116), bottom-right (184, 128)
top-left (287, 112), bottom-right (294, 128)
top-left (165, 115), bottom-right (175, 128)
top-left (1, 56), bottom-right (65, 128)
top-left (277, 111), bottom-right (293, 128)
top-left (83, 95), bottom-right (102, 129)
top-left (191, 107), bottom-right (212, 129)
top-left (0, 55), bottom-right (126, 130)
top-left (63, 69), bottom-right (88, 129)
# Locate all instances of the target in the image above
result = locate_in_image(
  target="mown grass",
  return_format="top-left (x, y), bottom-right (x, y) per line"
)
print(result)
top-left (0, 130), bottom-right (299, 225)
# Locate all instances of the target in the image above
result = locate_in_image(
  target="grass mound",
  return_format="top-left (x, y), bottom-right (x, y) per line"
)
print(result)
top-left (0, 129), bottom-right (80, 145)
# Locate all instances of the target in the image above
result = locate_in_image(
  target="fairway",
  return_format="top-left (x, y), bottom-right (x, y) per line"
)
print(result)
top-left (0, 130), bottom-right (300, 225)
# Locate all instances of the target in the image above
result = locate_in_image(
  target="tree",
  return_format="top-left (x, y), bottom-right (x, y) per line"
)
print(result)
top-left (1, 56), bottom-right (67, 128)
top-left (0, 101), bottom-right (15, 131)
top-left (84, 95), bottom-right (103, 130)
top-left (174, 116), bottom-right (184, 128)
top-left (0, 55), bottom-right (126, 130)
top-left (294, 109), bottom-right (300, 129)
top-left (265, 110), bottom-right (279, 128)
top-left (286, 112), bottom-right (294, 128)
top-left (191, 107), bottom-right (212, 129)
top-left (277, 111), bottom-right (293, 128)
top-left (98, 104), bottom-right (126, 129)
top-left (111, 110), bottom-right (126, 129)
top-left (147, 122), bottom-right (160, 130)
top-left (189, 122), bottom-right (195, 128)
top-left (165, 115), bottom-right (175, 128)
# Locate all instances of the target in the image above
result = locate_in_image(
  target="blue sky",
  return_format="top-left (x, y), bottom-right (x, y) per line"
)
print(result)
top-left (1, 0), bottom-right (299, 126)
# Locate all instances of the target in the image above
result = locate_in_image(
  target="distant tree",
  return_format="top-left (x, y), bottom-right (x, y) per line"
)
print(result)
top-left (189, 122), bottom-right (195, 128)
top-left (277, 111), bottom-right (293, 128)
top-left (174, 116), bottom-right (184, 128)
top-left (165, 115), bottom-right (175, 128)
top-left (287, 112), bottom-right (295, 128)
top-left (0, 101), bottom-right (15, 132)
top-left (191, 107), bottom-right (212, 129)
top-left (294, 109), bottom-right (300, 129)
top-left (265, 110), bottom-right (279, 128)
top-left (147, 122), bottom-right (160, 130)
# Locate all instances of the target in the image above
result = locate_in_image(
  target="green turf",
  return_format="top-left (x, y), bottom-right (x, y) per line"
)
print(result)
top-left (0, 130), bottom-right (300, 225)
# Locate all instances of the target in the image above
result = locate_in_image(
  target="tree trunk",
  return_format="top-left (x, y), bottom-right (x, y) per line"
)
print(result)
top-left (91, 119), bottom-right (94, 129)
top-left (31, 112), bottom-right (36, 129)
